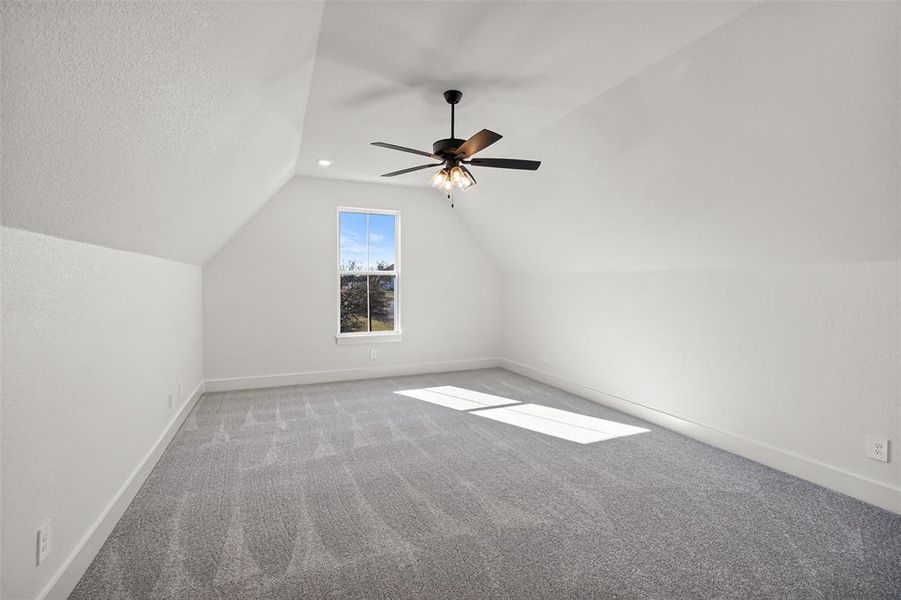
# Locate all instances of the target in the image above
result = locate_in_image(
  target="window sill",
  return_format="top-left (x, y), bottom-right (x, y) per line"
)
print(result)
top-left (335, 332), bottom-right (403, 345)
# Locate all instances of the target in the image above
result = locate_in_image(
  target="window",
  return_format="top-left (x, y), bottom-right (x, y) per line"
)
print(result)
top-left (337, 208), bottom-right (400, 340)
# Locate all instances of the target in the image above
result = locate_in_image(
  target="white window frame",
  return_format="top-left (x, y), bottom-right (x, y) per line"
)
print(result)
top-left (335, 207), bottom-right (402, 344)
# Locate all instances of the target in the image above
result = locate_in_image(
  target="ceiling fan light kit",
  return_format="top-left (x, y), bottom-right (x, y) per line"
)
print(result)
top-left (431, 165), bottom-right (474, 192)
top-left (371, 89), bottom-right (540, 204)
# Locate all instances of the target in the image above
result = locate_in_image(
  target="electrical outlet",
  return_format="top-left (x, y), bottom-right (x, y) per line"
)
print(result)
top-left (370, 348), bottom-right (378, 360)
top-left (167, 393), bottom-right (174, 409)
top-left (37, 519), bottom-right (51, 565)
top-left (178, 381), bottom-right (183, 399)
top-left (541, 352), bottom-right (550, 365)
top-left (867, 435), bottom-right (889, 463)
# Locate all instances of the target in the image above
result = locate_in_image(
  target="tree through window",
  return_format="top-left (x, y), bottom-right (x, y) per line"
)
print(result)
top-left (338, 210), bottom-right (398, 335)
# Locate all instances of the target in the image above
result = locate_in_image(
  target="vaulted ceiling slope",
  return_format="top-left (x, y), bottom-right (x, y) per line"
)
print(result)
top-left (453, 1), bottom-right (901, 272)
top-left (296, 1), bottom-right (753, 186)
top-left (1, 1), bottom-right (323, 264)
top-left (2, 1), bottom-right (753, 265)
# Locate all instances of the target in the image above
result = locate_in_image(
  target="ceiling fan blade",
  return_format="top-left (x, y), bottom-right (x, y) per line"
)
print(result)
top-left (381, 163), bottom-right (442, 177)
top-left (466, 158), bottom-right (541, 171)
top-left (371, 142), bottom-right (437, 158)
top-left (455, 129), bottom-right (502, 158)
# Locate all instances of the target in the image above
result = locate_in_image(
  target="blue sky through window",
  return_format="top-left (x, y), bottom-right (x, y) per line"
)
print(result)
top-left (339, 211), bottom-right (395, 271)
top-left (339, 212), bottom-right (366, 269)
top-left (368, 214), bottom-right (395, 269)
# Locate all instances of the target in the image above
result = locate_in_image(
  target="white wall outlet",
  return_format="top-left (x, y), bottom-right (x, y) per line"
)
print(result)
top-left (369, 348), bottom-right (378, 360)
top-left (541, 352), bottom-right (550, 365)
top-left (167, 393), bottom-right (174, 409)
top-left (867, 434), bottom-right (889, 462)
top-left (37, 519), bottom-right (51, 565)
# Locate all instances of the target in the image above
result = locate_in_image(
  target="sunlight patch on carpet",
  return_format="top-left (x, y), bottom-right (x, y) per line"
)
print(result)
top-left (394, 387), bottom-right (519, 411)
top-left (472, 403), bottom-right (650, 444)
top-left (394, 387), bottom-right (649, 444)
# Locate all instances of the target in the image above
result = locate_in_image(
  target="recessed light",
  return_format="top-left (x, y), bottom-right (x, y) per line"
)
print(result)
top-left (317, 159), bottom-right (332, 167)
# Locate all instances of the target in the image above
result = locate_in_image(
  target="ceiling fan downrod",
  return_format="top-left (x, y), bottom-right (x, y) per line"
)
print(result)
top-left (444, 89), bottom-right (462, 139)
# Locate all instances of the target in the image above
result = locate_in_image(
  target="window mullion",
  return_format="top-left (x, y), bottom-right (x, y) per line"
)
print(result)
top-left (338, 271), bottom-right (395, 276)
top-left (365, 213), bottom-right (371, 332)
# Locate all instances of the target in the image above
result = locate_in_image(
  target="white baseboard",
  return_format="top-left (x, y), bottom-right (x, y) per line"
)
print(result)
top-left (500, 358), bottom-right (901, 515)
top-left (204, 357), bottom-right (502, 392)
top-left (40, 381), bottom-right (206, 600)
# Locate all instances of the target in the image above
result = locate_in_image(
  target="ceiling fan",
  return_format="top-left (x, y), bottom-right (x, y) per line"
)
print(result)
top-left (371, 90), bottom-right (541, 197)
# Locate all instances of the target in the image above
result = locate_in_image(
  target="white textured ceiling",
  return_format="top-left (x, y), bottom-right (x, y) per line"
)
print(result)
top-left (2, 1), bottom-right (772, 265)
top-left (296, 1), bottom-right (752, 185)
top-left (2, 1), bottom-right (323, 264)
top-left (453, 2), bottom-right (900, 271)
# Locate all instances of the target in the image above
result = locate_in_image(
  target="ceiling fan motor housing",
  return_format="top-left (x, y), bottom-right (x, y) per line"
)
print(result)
top-left (432, 138), bottom-right (466, 157)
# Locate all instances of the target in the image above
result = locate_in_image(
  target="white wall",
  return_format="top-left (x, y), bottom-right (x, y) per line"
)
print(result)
top-left (502, 264), bottom-right (901, 509)
top-left (203, 176), bottom-right (500, 383)
top-left (1, 227), bottom-right (203, 599)
top-left (483, 2), bottom-right (901, 511)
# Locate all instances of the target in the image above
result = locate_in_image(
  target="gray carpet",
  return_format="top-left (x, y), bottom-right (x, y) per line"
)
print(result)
top-left (71, 368), bottom-right (901, 599)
